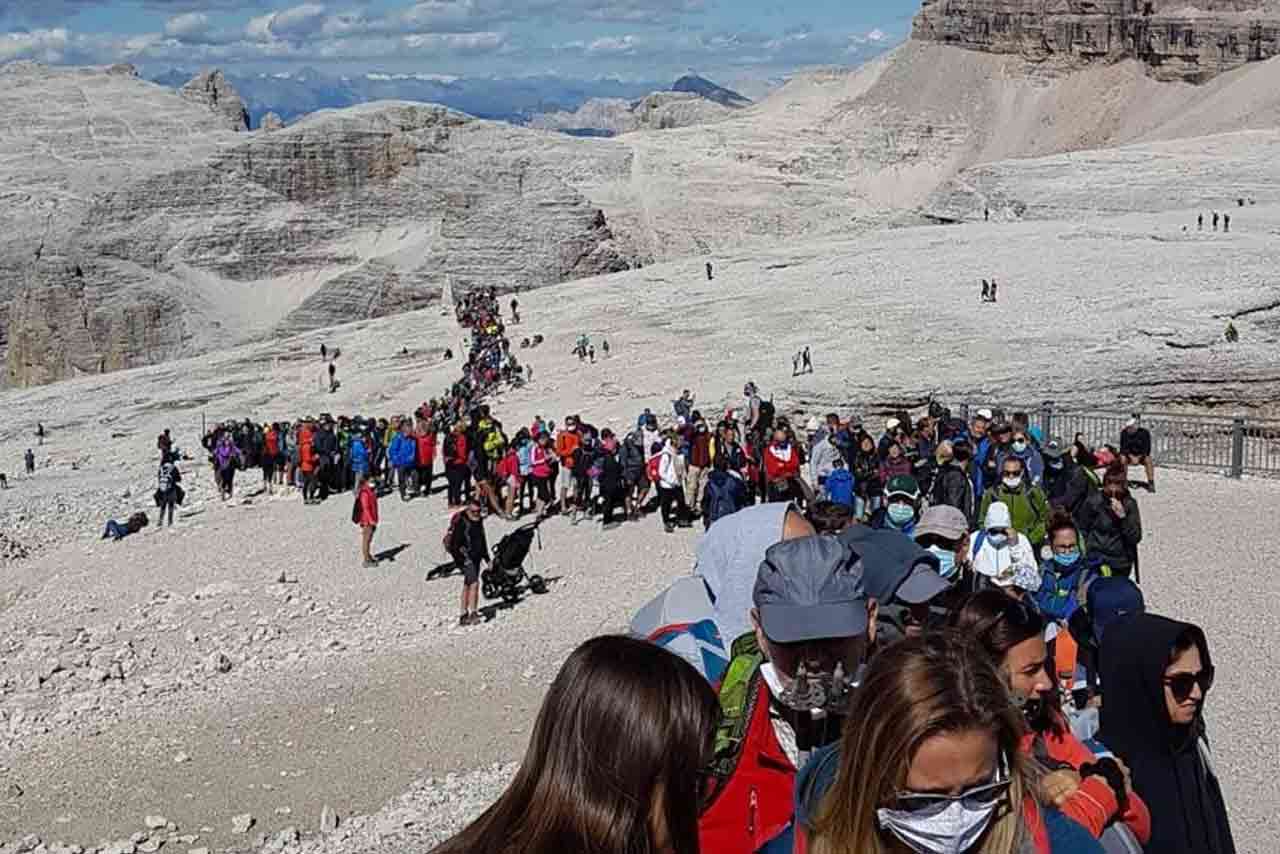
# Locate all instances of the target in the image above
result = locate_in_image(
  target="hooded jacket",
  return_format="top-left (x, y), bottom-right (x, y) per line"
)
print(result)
top-left (1097, 614), bottom-right (1235, 854)
top-left (694, 502), bottom-right (794, 643)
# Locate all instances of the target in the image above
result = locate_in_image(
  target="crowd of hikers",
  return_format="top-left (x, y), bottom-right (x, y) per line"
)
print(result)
top-left (120, 283), bottom-right (1233, 854)
top-left (426, 394), bottom-right (1232, 854)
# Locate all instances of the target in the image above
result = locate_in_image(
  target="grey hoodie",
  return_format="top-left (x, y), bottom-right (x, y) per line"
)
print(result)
top-left (694, 502), bottom-right (793, 643)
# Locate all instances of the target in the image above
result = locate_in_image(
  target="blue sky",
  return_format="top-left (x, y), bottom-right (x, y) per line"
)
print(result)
top-left (0, 0), bottom-right (914, 80)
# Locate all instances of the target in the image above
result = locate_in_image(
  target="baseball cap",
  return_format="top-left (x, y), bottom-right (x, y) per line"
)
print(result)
top-left (894, 564), bottom-right (952, 604)
top-left (1042, 436), bottom-right (1067, 459)
top-left (914, 505), bottom-right (969, 542)
top-left (886, 417), bottom-right (901, 432)
top-left (885, 475), bottom-right (921, 501)
top-left (753, 537), bottom-right (868, 643)
top-left (976, 408), bottom-right (994, 421)
top-left (1125, 416), bottom-right (1139, 428)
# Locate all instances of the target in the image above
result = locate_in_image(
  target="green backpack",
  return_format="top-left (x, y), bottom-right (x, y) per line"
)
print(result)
top-left (704, 632), bottom-right (765, 809)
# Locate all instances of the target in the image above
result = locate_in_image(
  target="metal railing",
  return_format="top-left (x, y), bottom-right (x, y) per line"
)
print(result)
top-left (954, 402), bottom-right (1280, 478)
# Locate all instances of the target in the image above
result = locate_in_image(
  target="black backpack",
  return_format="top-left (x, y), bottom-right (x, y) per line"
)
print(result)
top-left (756, 398), bottom-right (775, 432)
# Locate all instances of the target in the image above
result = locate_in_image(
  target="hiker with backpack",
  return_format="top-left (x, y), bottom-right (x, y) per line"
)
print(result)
top-left (979, 454), bottom-right (1051, 548)
top-left (701, 454), bottom-right (747, 529)
top-left (1076, 465), bottom-right (1142, 580)
top-left (155, 451), bottom-right (183, 527)
top-left (949, 593), bottom-right (1153, 849)
top-left (930, 439), bottom-right (977, 525)
top-left (353, 472), bottom-right (379, 568)
top-left (444, 422), bottom-right (471, 510)
top-left (1034, 511), bottom-right (1106, 624)
top-left (654, 436), bottom-right (692, 533)
top-left (699, 536), bottom-right (878, 854)
top-left (445, 499), bottom-right (488, 626)
top-left (596, 429), bottom-right (627, 527)
top-left (869, 474), bottom-right (923, 536)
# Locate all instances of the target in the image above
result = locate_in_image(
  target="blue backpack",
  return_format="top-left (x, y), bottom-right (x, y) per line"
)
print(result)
top-left (703, 473), bottom-right (742, 527)
top-left (825, 468), bottom-right (855, 507)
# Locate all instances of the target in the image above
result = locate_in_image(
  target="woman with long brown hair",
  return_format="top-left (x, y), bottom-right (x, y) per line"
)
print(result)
top-left (430, 635), bottom-right (719, 854)
top-left (794, 632), bottom-right (1104, 854)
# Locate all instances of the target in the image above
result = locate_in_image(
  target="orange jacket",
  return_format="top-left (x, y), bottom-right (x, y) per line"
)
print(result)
top-left (555, 430), bottom-right (580, 466)
top-left (1021, 722), bottom-right (1152, 844)
top-left (299, 426), bottom-right (317, 473)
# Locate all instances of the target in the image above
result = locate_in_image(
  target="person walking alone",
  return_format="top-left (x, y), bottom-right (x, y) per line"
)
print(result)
top-left (354, 472), bottom-right (379, 568)
top-left (156, 451), bottom-right (182, 527)
top-left (24, 448), bottom-right (35, 476)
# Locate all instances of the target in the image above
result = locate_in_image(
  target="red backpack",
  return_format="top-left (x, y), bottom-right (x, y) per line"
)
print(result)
top-left (647, 454), bottom-right (662, 484)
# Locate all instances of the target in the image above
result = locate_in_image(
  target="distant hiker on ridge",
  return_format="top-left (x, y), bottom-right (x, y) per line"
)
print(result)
top-left (1223, 213), bottom-right (1231, 233)
top-left (990, 279), bottom-right (999, 303)
top-left (328, 362), bottom-right (337, 393)
top-left (36, 422), bottom-right (44, 445)
top-left (706, 261), bottom-right (714, 281)
top-left (802, 346), bottom-right (813, 374)
top-left (24, 448), bottom-right (35, 476)
top-left (1225, 321), bottom-right (1239, 343)
top-left (321, 343), bottom-right (327, 361)
top-left (510, 297), bottom-right (520, 325)
top-left (981, 279), bottom-right (991, 302)
top-left (1212, 211), bottom-right (1219, 231)
top-left (1197, 213), bottom-right (1204, 231)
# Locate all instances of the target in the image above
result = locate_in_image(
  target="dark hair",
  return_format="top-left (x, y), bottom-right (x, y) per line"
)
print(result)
top-left (952, 440), bottom-right (972, 463)
top-left (1169, 627), bottom-right (1201, 663)
top-left (713, 454), bottom-right (730, 472)
top-left (947, 591), bottom-right (1045, 661)
top-left (808, 500), bottom-right (853, 535)
top-left (1046, 509), bottom-right (1077, 542)
top-left (430, 636), bottom-right (717, 854)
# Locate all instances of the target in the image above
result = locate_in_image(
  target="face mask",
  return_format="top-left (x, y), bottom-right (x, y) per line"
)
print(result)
top-left (928, 546), bottom-right (957, 579)
top-left (1012, 440), bottom-right (1028, 453)
top-left (1002, 476), bottom-right (1022, 490)
top-left (985, 532), bottom-right (1008, 549)
top-left (1053, 549), bottom-right (1080, 567)
top-left (877, 795), bottom-right (999, 854)
top-left (887, 503), bottom-right (915, 527)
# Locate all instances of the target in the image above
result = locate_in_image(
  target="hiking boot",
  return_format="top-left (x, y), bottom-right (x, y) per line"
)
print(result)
top-left (458, 613), bottom-right (470, 627)
top-left (664, 523), bottom-right (675, 534)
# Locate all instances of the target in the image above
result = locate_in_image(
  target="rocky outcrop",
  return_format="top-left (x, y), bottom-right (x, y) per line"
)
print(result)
top-left (530, 91), bottom-right (736, 135)
top-left (0, 66), bottom-right (633, 387)
top-left (259, 112), bottom-right (285, 132)
top-left (912, 0), bottom-right (1280, 82)
top-left (180, 69), bottom-right (251, 131)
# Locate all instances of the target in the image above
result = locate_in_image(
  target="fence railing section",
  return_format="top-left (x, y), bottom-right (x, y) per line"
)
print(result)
top-left (953, 402), bottom-right (1280, 478)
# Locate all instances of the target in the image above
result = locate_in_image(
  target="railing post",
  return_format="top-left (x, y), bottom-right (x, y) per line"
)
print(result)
top-left (1040, 400), bottom-right (1054, 439)
top-left (1230, 418), bottom-right (1245, 478)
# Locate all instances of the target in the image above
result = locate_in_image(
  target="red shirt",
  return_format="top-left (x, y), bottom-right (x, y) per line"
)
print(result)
top-left (416, 432), bottom-right (436, 466)
top-left (763, 442), bottom-right (800, 481)
top-left (356, 483), bottom-right (379, 527)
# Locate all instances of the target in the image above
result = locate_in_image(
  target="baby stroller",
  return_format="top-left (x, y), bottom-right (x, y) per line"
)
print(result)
top-left (482, 516), bottom-right (549, 602)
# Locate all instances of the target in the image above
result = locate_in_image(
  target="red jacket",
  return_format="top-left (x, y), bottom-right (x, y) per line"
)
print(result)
top-left (698, 679), bottom-right (796, 854)
top-left (356, 483), bottom-right (379, 527)
top-left (416, 432), bottom-right (437, 466)
top-left (448, 433), bottom-right (468, 467)
top-left (1021, 724), bottom-right (1152, 843)
top-left (763, 442), bottom-right (800, 482)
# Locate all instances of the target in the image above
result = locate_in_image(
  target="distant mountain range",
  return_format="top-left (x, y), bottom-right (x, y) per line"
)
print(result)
top-left (147, 68), bottom-right (756, 131)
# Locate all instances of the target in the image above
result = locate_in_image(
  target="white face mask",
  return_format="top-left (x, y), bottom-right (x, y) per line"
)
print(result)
top-left (1002, 476), bottom-right (1022, 490)
top-left (876, 796), bottom-right (999, 854)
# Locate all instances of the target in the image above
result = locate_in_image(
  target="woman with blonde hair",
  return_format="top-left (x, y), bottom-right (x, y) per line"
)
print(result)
top-left (795, 631), bottom-right (1102, 854)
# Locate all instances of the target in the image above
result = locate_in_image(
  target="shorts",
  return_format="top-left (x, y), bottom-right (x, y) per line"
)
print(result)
top-left (557, 465), bottom-right (575, 492)
top-left (454, 551), bottom-right (480, 585)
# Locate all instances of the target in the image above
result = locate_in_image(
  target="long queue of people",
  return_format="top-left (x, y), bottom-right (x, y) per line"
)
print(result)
top-left (430, 397), bottom-right (1230, 854)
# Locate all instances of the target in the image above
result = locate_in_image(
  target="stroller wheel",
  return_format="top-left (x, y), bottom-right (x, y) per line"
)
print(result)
top-left (482, 581), bottom-right (497, 600)
top-left (528, 574), bottom-right (547, 595)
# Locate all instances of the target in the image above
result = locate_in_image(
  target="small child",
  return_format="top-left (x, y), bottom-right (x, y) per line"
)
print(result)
top-left (824, 456), bottom-right (855, 509)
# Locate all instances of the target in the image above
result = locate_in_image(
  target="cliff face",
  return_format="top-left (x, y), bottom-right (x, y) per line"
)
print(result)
top-left (1, 67), bottom-right (632, 388)
top-left (912, 0), bottom-right (1280, 82)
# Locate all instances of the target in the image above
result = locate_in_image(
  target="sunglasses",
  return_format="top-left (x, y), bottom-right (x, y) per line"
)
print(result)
top-left (1164, 666), bottom-right (1215, 702)
top-left (892, 753), bottom-right (1011, 814)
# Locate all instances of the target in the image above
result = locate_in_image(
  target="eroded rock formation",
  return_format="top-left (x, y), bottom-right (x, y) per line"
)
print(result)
top-left (0, 68), bottom-right (632, 387)
top-left (180, 69), bottom-right (251, 131)
top-left (912, 0), bottom-right (1280, 82)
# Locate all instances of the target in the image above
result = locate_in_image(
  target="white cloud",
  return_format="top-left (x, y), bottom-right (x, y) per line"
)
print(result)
top-left (866, 28), bottom-right (886, 42)
top-left (0, 27), bottom-right (69, 62)
top-left (403, 30), bottom-right (504, 54)
top-left (586, 34), bottom-right (638, 55)
top-left (164, 12), bottom-right (209, 39)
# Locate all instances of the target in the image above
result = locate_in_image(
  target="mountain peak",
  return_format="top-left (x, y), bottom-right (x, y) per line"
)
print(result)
top-left (671, 74), bottom-right (750, 108)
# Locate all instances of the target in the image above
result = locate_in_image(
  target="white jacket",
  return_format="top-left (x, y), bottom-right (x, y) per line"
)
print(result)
top-left (970, 532), bottom-right (1042, 591)
top-left (658, 444), bottom-right (682, 489)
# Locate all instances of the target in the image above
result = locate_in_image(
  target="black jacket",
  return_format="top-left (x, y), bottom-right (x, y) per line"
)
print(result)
top-left (930, 462), bottom-right (975, 526)
top-left (1044, 459), bottom-right (1092, 521)
top-left (1078, 491), bottom-right (1142, 572)
top-left (1098, 615), bottom-right (1235, 854)
top-left (1120, 426), bottom-right (1152, 457)
top-left (448, 515), bottom-right (488, 565)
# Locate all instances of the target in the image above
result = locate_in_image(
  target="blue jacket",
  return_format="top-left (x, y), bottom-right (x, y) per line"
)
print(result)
top-left (824, 468), bottom-right (855, 507)
top-left (1034, 555), bottom-right (1104, 623)
top-left (388, 433), bottom-right (417, 468)
top-left (350, 437), bottom-right (370, 473)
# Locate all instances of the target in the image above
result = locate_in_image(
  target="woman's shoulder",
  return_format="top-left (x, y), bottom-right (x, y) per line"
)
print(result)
top-left (794, 743), bottom-right (842, 832)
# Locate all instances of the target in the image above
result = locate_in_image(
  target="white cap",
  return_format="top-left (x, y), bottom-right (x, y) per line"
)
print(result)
top-left (984, 501), bottom-right (1012, 530)
top-left (886, 417), bottom-right (901, 431)
top-left (806, 416), bottom-right (821, 431)
top-left (976, 408), bottom-right (994, 421)
top-left (1126, 416), bottom-right (1139, 428)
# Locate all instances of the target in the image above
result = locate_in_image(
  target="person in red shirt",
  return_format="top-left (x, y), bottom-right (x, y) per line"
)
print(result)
top-left (445, 422), bottom-right (471, 509)
top-left (763, 428), bottom-right (814, 506)
top-left (415, 420), bottom-right (437, 497)
top-left (355, 472), bottom-right (379, 568)
top-left (949, 592), bottom-right (1152, 847)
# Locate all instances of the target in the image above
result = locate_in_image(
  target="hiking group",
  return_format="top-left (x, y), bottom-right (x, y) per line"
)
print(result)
top-left (431, 398), bottom-right (1231, 854)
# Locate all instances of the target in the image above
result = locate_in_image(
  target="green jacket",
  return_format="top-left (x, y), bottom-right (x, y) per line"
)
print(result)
top-left (979, 483), bottom-right (1050, 546)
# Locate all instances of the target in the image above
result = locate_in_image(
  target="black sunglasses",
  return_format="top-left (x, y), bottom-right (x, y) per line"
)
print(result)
top-left (1164, 666), bottom-right (1215, 702)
